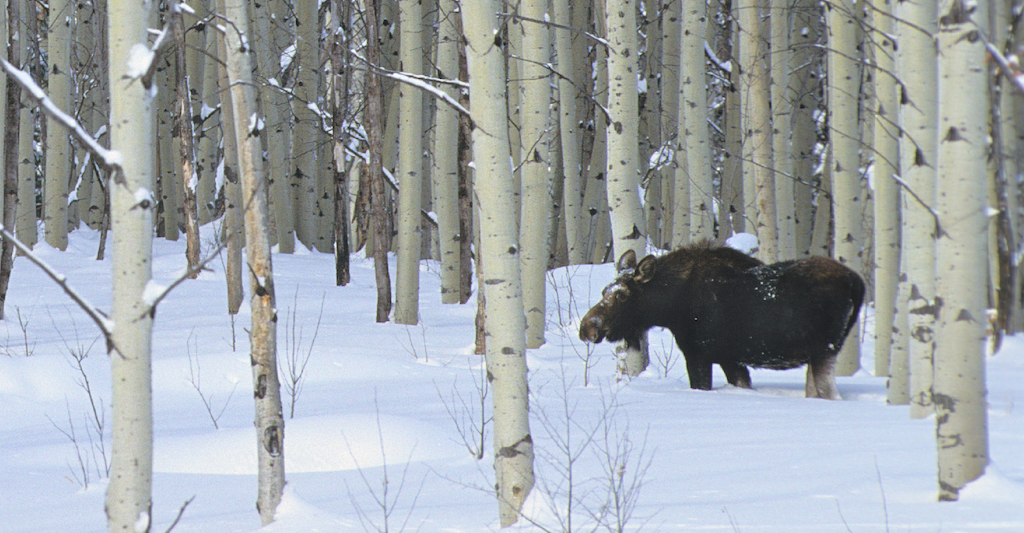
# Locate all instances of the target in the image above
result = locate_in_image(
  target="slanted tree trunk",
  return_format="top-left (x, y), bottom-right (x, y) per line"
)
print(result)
top-left (44, 0), bottom-right (70, 250)
top-left (462, 0), bottom-right (535, 524)
top-left (106, 0), bottom-right (157, 527)
top-left (394, 0), bottom-right (423, 325)
top-left (519, 0), bottom-right (550, 349)
top-left (606, 0), bottom-right (649, 377)
top-left (828, 0), bottom-right (863, 375)
top-left (221, 0), bottom-right (286, 521)
top-left (896, 0), bottom-right (937, 418)
top-left (365, 0), bottom-right (391, 322)
top-left (870, 0), bottom-right (899, 378)
top-left (933, 0), bottom-right (989, 502)
top-left (172, 6), bottom-right (200, 276)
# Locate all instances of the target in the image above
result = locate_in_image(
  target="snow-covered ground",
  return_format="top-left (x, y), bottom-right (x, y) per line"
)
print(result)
top-left (1, 229), bottom-right (1021, 532)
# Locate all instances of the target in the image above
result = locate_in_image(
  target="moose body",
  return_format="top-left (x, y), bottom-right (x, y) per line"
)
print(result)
top-left (579, 242), bottom-right (865, 399)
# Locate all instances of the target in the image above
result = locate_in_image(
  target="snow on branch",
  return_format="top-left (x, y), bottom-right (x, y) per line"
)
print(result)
top-left (1, 58), bottom-right (121, 172)
top-left (0, 225), bottom-right (114, 338)
top-left (985, 42), bottom-right (1024, 95)
top-left (142, 241), bottom-right (228, 316)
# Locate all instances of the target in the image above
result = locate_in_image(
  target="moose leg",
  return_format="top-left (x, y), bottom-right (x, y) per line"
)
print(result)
top-left (720, 362), bottom-right (752, 389)
top-left (806, 355), bottom-right (841, 400)
top-left (685, 356), bottom-right (714, 390)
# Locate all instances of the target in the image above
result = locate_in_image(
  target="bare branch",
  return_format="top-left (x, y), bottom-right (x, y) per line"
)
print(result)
top-left (144, 240), bottom-right (229, 315)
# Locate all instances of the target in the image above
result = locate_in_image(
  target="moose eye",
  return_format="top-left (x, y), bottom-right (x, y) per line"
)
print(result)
top-left (614, 289), bottom-right (629, 301)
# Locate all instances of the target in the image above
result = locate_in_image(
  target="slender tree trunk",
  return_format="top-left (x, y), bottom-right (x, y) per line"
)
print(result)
top-left (293, 0), bottom-right (318, 249)
top-left (106, 0), bottom-right (157, 527)
top-left (365, 0), bottom-right (392, 322)
top-left (44, 0), bottom-right (70, 250)
top-left (828, 0), bottom-right (863, 375)
top-left (332, 0), bottom-right (351, 287)
top-left (0, 0), bottom-right (21, 319)
top-left (462, 0), bottom-right (535, 524)
top-left (739, 0), bottom-right (777, 261)
top-left (683, 0), bottom-right (713, 242)
top-left (770, 0), bottom-right (795, 258)
top-left (394, 0), bottom-right (423, 325)
top-left (554, 0), bottom-right (586, 264)
top-left (221, 0), bottom-right (286, 520)
top-left (519, 0), bottom-right (550, 349)
top-left (173, 6), bottom-right (200, 277)
top-left (896, 0), bottom-right (937, 418)
top-left (433, 0), bottom-right (461, 300)
top-left (721, 7), bottom-right (744, 238)
top-left (934, 0), bottom-right (989, 502)
top-left (871, 0), bottom-right (899, 378)
top-left (790, 0), bottom-right (821, 257)
top-left (218, 41), bottom-right (243, 315)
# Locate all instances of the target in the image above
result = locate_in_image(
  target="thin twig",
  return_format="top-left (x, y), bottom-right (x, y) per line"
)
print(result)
top-left (144, 241), bottom-right (228, 315)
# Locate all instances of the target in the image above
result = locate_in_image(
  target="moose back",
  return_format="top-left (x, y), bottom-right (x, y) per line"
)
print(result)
top-left (579, 242), bottom-right (865, 399)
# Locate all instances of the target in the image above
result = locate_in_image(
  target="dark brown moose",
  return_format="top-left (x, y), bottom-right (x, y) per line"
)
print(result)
top-left (579, 242), bottom-right (865, 399)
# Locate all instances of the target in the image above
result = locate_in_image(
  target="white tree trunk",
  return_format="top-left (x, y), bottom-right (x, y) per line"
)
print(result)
top-left (106, 0), bottom-right (156, 528)
top-left (462, 0), bottom-right (534, 525)
top-left (394, 0), bottom-right (423, 325)
top-left (871, 0), bottom-right (900, 378)
top-left (554, 0), bottom-right (586, 265)
top-left (683, 0), bottom-right (713, 242)
top-left (790, 0), bottom-right (820, 257)
top-left (518, 0), bottom-right (551, 349)
top-left (293, 0), bottom-right (319, 249)
top-left (606, 0), bottom-right (649, 376)
top-left (433, 0), bottom-right (461, 302)
top-left (222, 0), bottom-right (287, 521)
top-left (770, 0), bottom-right (794, 258)
top-left (828, 0), bottom-right (863, 375)
top-left (44, 0), bottom-right (70, 250)
top-left (739, 0), bottom-right (777, 261)
top-left (896, 0), bottom-right (937, 418)
top-left (934, 0), bottom-right (989, 501)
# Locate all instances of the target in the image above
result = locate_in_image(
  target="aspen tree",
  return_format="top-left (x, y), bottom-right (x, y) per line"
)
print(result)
top-left (739, 0), bottom-right (776, 261)
top-left (44, 0), bottom-right (71, 250)
top-left (770, 0), bottom-right (795, 258)
top-left (433, 0), bottom-right (461, 301)
top-left (896, 0), bottom-right (937, 418)
top-left (828, 0), bottom-right (862, 375)
top-left (0, 0), bottom-right (21, 319)
top-left (106, 0), bottom-right (157, 527)
top-left (172, 6), bottom-right (200, 276)
top-left (293, 0), bottom-right (319, 248)
top-left (395, 0), bottom-right (423, 325)
top-left (934, 0), bottom-right (989, 502)
top-left (553, 0), bottom-right (586, 264)
top-left (519, 0), bottom-right (550, 348)
top-left (790, 0), bottom-right (821, 256)
top-left (462, 0), bottom-right (534, 524)
top-left (871, 0), bottom-right (899, 378)
top-left (606, 0), bottom-right (649, 376)
top-left (683, 0), bottom-right (713, 242)
top-left (218, 42), bottom-right (243, 315)
top-left (221, 0), bottom-right (286, 519)
top-left (660, 0), bottom-right (681, 246)
top-left (365, 0), bottom-right (392, 322)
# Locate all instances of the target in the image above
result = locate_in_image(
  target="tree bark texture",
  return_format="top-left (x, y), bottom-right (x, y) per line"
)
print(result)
top-left (44, 0), bottom-right (70, 250)
top-left (365, 0), bottom-right (392, 322)
top-left (394, 0), bottom-right (423, 325)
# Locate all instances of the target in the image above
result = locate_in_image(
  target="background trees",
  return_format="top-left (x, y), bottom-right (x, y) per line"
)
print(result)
top-left (0, 0), bottom-right (1011, 523)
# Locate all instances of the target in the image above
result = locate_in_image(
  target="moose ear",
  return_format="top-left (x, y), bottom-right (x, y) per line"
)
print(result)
top-left (616, 249), bottom-right (637, 272)
top-left (635, 255), bottom-right (657, 283)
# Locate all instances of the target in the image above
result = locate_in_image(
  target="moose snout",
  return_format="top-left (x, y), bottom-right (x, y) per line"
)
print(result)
top-left (579, 314), bottom-right (606, 344)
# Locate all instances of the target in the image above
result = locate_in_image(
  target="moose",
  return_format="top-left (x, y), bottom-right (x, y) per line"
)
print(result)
top-left (579, 242), bottom-right (865, 399)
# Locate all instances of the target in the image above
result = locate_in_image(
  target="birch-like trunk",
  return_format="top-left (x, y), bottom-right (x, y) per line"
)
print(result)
top-left (16, 0), bottom-right (36, 248)
top-left (683, 0), bottom-right (713, 242)
top-left (896, 0), bottom-right (937, 418)
top-left (553, 0), bottom-right (585, 264)
top-left (365, 0), bottom-right (392, 322)
top-left (0, 0), bottom-right (20, 319)
top-left (519, 0), bottom-right (550, 349)
top-left (172, 6), bottom-right (200, 276)
top-left (934, 0), bottom-right (989, 501)
top-left (218, 44), bottom-right (243, 315)
top-left (660, 0), bottom-right (681, 247)
top-left (606, 0), bottom-right (649, 376)
top-left (462, 0), bottom-right (534, 524)
top-left (870, 0), bottom-right (899, 378)
top-left (331, 0), bottom-right (351, 286)
top-left (44, 0), bottom-right (70, 250)
top-left (721, 8), bottom-right (744, 238)
top-left (293, 0), bottom-right (319, 249)
top-left (770, 0), bottom-right (794, 258)
top-left (790, 0), bottom-right (821, 256)
top-left (828, 0), bottom-right (863, 375)
top-left (394, 0), bottom-right (423, 325)
top-left (106, 0), bottom-right (157, 528)
top-left (222, 0), bottom-right (286, 520)
top-left (433, 0), bottom-right (461, 300)
top-left (739, 0), bottom-right (776, 261)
